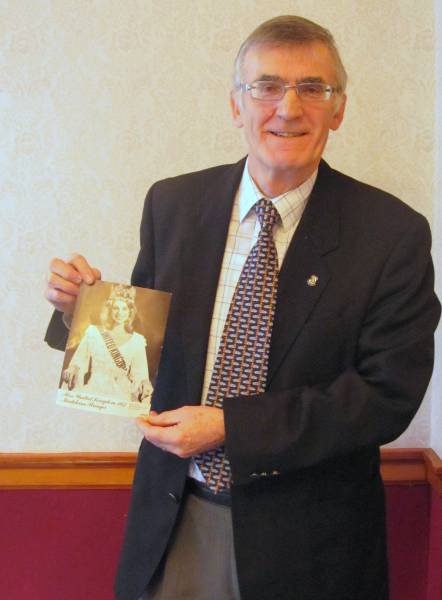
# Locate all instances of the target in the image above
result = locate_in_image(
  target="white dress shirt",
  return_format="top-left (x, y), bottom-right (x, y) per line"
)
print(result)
top-left (189, 162), bottom-right (317, 481)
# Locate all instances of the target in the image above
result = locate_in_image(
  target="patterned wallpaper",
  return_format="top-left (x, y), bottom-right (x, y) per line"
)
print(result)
top-left (0, 0), bottom-right (436, 451)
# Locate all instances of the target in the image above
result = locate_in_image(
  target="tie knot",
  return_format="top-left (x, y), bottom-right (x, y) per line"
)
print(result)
top-left (255, 198), bottom-right (280, 232)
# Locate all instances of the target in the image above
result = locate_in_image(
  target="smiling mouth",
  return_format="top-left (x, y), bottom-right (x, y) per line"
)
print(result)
top-left (269, 131), bottom-right (307, 138)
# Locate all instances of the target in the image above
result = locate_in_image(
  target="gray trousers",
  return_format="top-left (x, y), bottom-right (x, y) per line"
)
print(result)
top-left (139, 491), bottom-right (241, 600)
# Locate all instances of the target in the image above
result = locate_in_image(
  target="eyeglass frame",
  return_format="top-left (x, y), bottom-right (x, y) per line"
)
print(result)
top-left (237, 80), bottom-right (339, 103)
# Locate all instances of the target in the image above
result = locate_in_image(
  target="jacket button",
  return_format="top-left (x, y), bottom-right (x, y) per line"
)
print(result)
top-left (249, 472), bottom-right (259, 479)
top-left (168, 492), bottom-right (180, 503)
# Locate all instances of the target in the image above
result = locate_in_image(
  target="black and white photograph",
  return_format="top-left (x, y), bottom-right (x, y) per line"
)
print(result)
top-left (57, 281), bottom-right (171, 417)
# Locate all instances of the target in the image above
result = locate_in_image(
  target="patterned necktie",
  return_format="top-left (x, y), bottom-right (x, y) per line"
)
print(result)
top-left (196, 198), bottom-right (280, 493)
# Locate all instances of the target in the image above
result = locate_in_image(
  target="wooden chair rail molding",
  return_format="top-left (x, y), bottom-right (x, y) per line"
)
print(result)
top-left (0, 448), bottom-right (441, 494)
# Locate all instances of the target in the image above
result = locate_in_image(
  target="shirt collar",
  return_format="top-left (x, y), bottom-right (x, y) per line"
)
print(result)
top-left (238, 161), bottom-right (317, 232)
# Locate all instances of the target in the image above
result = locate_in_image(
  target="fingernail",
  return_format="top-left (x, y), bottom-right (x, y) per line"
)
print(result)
top-left (85, 275), bottom-right (94, 284)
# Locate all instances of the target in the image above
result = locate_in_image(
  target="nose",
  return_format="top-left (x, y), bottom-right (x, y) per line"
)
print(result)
top-left (276, 88), bottom-right (303, 119)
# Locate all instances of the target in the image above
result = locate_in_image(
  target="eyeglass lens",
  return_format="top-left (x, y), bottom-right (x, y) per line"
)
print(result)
top-left (251, 81), bottom-right (331, 102)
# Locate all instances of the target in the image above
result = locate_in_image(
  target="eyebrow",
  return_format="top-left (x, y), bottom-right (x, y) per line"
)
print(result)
top-left (256, 74), bottom-right (326, 84)
top-left (298, 76), bottom-right (326, 84)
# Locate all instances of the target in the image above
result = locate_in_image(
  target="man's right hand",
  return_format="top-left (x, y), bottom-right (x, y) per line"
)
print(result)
top-left (45, 254), bottom-right (101, 315)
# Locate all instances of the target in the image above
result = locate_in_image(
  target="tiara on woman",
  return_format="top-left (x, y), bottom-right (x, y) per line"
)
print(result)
top-left (108, 284), bottom-right (136, 303)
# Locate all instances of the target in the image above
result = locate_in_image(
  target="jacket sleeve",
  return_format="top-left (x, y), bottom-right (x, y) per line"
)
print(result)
top-left (44, 310), bottom-right (70, 351)
top-left (131, 184), bottom-right (156, 289)
top-left (224, 213), bottom-right (441, 485)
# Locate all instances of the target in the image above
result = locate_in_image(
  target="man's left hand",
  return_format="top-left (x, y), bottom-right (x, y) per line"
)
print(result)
top-left (137, 406), bottom-right (225, 458)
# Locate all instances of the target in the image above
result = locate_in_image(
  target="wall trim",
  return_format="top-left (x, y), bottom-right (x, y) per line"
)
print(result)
top-left (0, 448), bottom-right (441, 492)
top-left (0, 452), bottom-right (135, 490)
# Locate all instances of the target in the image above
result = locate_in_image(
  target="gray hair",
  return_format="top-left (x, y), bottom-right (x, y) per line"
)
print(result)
top-left (233, 15), bottom-right (347, 93)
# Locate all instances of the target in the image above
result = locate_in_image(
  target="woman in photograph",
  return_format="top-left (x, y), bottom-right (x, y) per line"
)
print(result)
top-left (62, 284), bottom-right (152, 403)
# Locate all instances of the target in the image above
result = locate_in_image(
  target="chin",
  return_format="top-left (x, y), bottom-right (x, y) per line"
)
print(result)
top-left (268, 159), bottom-right (309, 173)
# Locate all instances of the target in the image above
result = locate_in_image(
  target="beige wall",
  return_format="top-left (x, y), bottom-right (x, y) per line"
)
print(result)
top-left (1, 0), bottom-right (436, 451)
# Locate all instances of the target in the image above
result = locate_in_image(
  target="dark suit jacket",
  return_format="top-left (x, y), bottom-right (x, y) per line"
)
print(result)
top-left (45, 158), bottom-right (440, 600)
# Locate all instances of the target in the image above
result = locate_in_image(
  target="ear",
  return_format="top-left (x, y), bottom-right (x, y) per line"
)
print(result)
top-left (230, 90), bottom-right (244, 129)
top-left (330, 93), bottom-right (346, 131)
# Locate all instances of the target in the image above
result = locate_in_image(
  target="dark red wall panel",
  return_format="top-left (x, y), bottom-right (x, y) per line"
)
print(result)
top-left (386, 485), bottom-right (430, 600)
top-left (0, 485), bottom-right (439, 600)
top-left (0, 489), bottom-right (130, 600)
top-left (426, 488), bottom-right (442, 600)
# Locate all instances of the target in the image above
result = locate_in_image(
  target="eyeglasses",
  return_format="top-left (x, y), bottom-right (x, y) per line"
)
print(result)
top-left (238, 80), bottom-right (337, 103)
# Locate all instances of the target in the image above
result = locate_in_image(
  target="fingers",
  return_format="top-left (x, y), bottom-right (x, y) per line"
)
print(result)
top-left (91, 267), bottom-right (102, 280)
top-left (146, 410), bottom-right (180, 426)
top-left (50, 257), bottom-right (81, 284)
top-left (45, 254), bottom-right (101, 314)
top-left (44, 285), bottom-right (78, 314)
top-left (136, 418), bottom-right (181, 452)
top-left (68, 254), bottom-right (101, 284)
top-left (49, 254), bottom-right (101, 286)
top-left (136, 407), bottom-right (225, 458)
top-left (136, 417), bottom-right (149, 433)
top-left (47, 271), bottom-right (81, 297)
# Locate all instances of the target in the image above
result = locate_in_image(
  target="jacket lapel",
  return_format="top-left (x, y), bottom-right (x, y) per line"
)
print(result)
top-left (175, 158), bottom-right (340, 399)
top-left (268, 161), bottom-right (341, 383)
top-left (179, 158), bottom-right (247, 405)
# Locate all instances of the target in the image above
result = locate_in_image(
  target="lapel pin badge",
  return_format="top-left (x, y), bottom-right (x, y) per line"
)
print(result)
top-left (307, 274), bottom-right (319, 287)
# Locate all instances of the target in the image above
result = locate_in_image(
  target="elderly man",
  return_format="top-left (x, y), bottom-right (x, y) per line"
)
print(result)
top-left (45, 15), bottom-right (440, 600)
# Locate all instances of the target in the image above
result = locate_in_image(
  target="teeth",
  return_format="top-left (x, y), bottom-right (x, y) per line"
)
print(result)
top-left (272, 132), bottom-right (302, 137)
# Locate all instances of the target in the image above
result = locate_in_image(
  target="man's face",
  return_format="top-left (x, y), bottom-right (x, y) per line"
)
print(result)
top-left (230, 42), bottom-right (346, 194)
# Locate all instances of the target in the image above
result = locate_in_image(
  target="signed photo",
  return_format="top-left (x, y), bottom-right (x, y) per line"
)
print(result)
top-left (57, 281), bottom-right (171, 417)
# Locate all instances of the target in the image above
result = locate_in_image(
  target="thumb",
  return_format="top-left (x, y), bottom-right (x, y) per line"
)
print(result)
top-left (147, 410), bottom-right (179, 426)
top-left (136, 417), bottom-right (150, 435)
